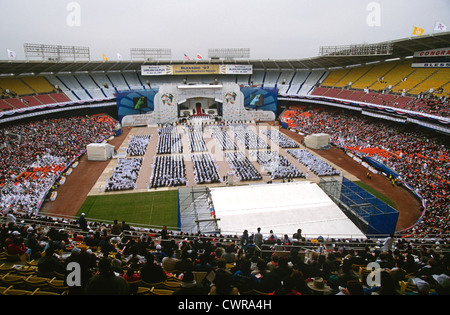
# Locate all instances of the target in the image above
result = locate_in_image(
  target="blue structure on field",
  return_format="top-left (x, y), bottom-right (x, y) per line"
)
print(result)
top-left (340, 178), bottom-right (399, 236)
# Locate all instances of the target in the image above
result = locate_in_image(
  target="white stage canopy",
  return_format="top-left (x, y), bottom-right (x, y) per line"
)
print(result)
top-left (210, 181), bottom-right (366, 239)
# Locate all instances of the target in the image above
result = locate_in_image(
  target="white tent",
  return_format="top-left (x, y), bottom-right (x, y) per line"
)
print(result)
top-left (209, 181), bottom-right (366, 239)
top-left (86, 143), bottom-right (115, 161)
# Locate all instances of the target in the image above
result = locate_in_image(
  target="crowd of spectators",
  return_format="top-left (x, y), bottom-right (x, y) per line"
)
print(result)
top-left (186, 126), bottom-right (208, 153)
top-left (126, 135), bottom-right (150, 157)
top-left (224, 151), bottom-right (262, 182)
top-left (249, 150), bottom-right (304, 180)
top-left (0, 115), bottom-right (116, 216)
top-left (105, 158), bottom-right (143, 192)
top-left (282, 107), bottom-right (449, 237)
top-left (192, 153), bottom-right (220, 185)
top-left (149, 155), bottom-right (187, 188)
top-left (156, 125), bottom-right (183, 155)
top-left (1, 212), bottom-right (449, 295)
top-left (261, 129), bottom-right (299, 149)
top-left (210, 125), bottom-right (239, 151)
top-left (287, 149), bottom-right (340, 177)
top-left (230, 123), bottom-right (270, 150)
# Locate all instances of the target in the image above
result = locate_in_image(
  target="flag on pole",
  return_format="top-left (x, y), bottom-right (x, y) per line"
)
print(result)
top-left (7, 49), bottom-right (16, 60)
top-left (196, 53), bottom-right (203, 60)
top-left (117, 53), bottom-right (123, 61)
top-left (103, 53), bottom-right (108, 61)
top-left (412, 26), bottom-right (424, 36)
top-left (434, 21), bottom-right (448, 32)
top-left (184, 54), bottom-right (190, 60)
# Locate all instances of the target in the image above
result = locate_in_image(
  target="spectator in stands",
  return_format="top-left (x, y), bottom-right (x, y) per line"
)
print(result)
top-left (140, 253), bottom-right (167, 284)
top-left (6, 236), bottom-right (28, 259)
top-left (232, 258), bottom-right (258, 293)
top-left (173, 271), bottom-right (208, 295)
top-left (209, 269), bottom-right (240, 295)
top-left (78, 213), bottom-right (88, 231)
top-left (84, 257), bottom-right (130, 295)
top-left (161, 248), bottom-right (180, 274)
top-left (37, 246), bottom-right (65, 275)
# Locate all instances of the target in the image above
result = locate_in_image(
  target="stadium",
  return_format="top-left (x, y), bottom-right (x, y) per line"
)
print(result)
top-left (0, 2), bottom-right (449, 298)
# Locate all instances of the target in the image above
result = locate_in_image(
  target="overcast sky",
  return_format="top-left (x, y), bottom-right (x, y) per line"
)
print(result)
top-left (1, 0), bottom-right (449, 61)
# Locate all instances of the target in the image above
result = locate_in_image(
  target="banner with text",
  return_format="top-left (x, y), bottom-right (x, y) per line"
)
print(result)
top-left (141, 64), bottom-right (252, 76)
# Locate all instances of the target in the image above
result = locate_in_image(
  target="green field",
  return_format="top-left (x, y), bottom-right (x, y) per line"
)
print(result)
top-left (77, 190), bottom-right (179, 229)
top-left (353, 181), bottom-right (397, 210)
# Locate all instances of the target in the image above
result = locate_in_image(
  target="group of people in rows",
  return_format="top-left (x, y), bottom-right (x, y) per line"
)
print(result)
top-left (230, 123), bottom-right (270, 150)
top-left (126, 135), bottom-right (150, 157)
top-left (105, 158), bottom-right (143, 192)
top-left (261, 130), bottom-right (300, 149)
top-left (149, 155), bottom-right (187, 188)
top-left (284, 106), bottom-right (449, 237)
top-left (249, 150), bottom-right (305, 180)
top-left (0, 115), bottom-right (116, 215)
top-left (156, 125), bottom-right (183, 155)
top-left (1, 211), bottom-right (449, 295)
top-left (287, 149), bottom-right (341, 177)
top-left (192, 153), bottom-right (220, 185)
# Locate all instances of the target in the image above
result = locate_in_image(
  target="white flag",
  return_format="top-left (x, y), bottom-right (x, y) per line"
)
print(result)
top-left (196, 53), bottom-right (203, 60)
top-left (434, 21), bottom-right (448, 32)
top-left (117, 53), bottom-right (123, 61)
top-left (7, 49), bottom-right (16, 60)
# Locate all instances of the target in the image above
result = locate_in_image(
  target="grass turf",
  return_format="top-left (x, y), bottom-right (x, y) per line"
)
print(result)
top-left (76, 190), bottom-right (179, 229)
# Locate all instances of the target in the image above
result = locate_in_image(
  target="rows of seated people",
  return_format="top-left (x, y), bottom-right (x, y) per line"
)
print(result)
top-left (287, 149), bottom-right (340, 177)
top-left (282, 107), bottom-right (449, 237)
top-left (156, 125), bottom-right (183, 155)
top-left (126, 135), bottom-right (151, 157)
top-left (192, 153), bottom-right (220, 185)
top-left (0, 115), bottom-right (116, 215)
top-left (186, 126), bottom-right (208, 153)
top-left (1, 212), bottom-right (449, 295)
top-left (149, 155), bottom-right (186, 188)
top-left (249, 150), bottom-right (305, 180)
top-left (224, 151), bottom-right (262, 182)
top-left (261, 129), bottom-right (300, 148)
top-left (209, 125), bottom-right (239, 151)
top-left (105, 158), bottom-right (143, 192)
top-left (229, 123), bottom-right (270, 150)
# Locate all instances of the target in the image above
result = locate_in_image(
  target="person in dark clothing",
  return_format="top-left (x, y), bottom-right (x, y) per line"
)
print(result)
top-left (84, 257), bottom-right (129, 295)
top-left (78, 213), bottom-right (88, 231)
top-left (172, 271), bottom-right (207, 295)
top-left (37, 246), bottom-right (65, 275)
top-left (140, 253), bottom-right (167, 284)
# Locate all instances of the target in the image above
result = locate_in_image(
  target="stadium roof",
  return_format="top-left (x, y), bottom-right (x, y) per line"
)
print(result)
top-left (1, 32), bottom-right (449, 76)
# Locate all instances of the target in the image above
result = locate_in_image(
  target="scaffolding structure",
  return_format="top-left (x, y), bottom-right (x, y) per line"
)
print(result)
top-left (178, 187), bottom-right (220, 234)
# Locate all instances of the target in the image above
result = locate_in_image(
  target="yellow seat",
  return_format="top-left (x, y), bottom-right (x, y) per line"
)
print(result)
top-left (162, 280), bottom-right (181, 290)
top-left (0, 263), bottom-right (15, 274)
top-left (46, 277), bottom-right (69, 293)
top-left (31, 288), bottom-right (61, 295)
top-left (14, 265), bottom-right (38, 276)
top-left (1, 285), bottom-right (32, 295)
top-left (0, 273), bottom-right (25, 287)
top-left (136, 287), bottom-right (151, 295)
top-left (140, 280), bottom-right (164, 289)
top-left (150, 287), bottom-right (174, 295)
top-left (23, 275), bottom-right (50, 290)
